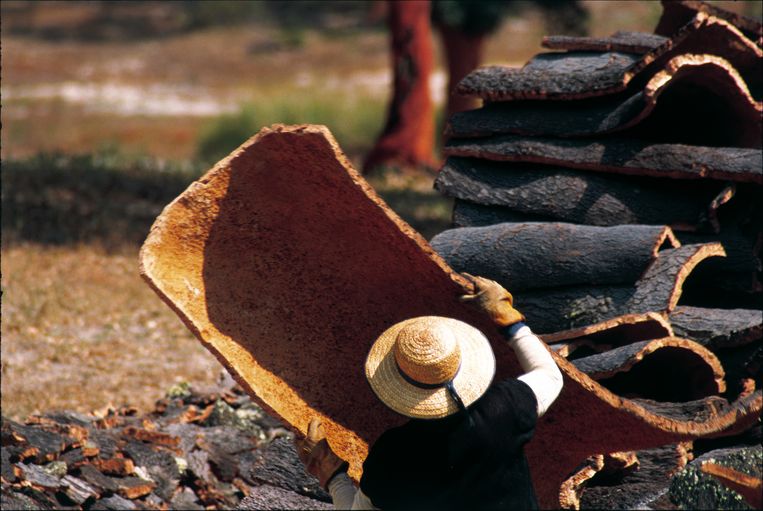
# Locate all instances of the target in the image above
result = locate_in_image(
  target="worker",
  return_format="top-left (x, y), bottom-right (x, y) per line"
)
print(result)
top-left (295, 274), bottom-right (564, 510)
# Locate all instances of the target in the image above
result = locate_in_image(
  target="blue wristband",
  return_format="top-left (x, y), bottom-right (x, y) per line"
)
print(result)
top-left (500, 321), bottom-right (527, 339)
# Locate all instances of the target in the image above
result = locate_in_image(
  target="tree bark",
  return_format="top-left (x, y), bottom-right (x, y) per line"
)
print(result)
top-left (628, 243), bottom-right (726, 314)
top-left (458, 19), bottom-right (763, 102)
top-left (362, 0), bottom-right (436, 172)
top-left (447, 58), bottom-right (762, 147)
top-left (669, 306), bottom-right (763, 349)
top-left (571, 337), bottom-right (726, 400)
top-left (430, 222), bottom-right (678, 292)
top-left (437, 158), bottom-right (732, 230)
top-left (444, 135), bottom-right (763, 184)
top-left (542, 312), bottom-right (673, 346)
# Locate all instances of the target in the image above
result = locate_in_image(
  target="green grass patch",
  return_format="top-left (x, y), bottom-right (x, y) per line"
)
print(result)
top-left (196, 94), bottom-right (386, 164)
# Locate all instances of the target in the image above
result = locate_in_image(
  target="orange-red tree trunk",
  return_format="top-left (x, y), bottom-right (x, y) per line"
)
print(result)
top-left (363, 0), bottom-right (436, 173)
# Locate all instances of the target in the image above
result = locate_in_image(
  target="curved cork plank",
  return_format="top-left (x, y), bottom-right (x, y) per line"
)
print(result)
top-left (628, 243), bottom-right (726, 314)
top-left (679, 226), bottom-right (762, 280)
top-left (542, 312), bottom-right (674, 346)
top-left (641, 15), bottom-right (763, 98)
top-left (430, 222), bottom-right (679, 292)
top-left (669, 306), bottom-right (763, 349)
top-left (436, 158), bottom-right (734, 231)
top-left (448, 54), bottom-right (762, 147)
top-left (458, 14), bottom-right (762, 101)
top-left (559, 450), bottom-right (641, 510)
top-left (559, 455), bottom-right (604, 510)
top-left (456, 52), bottom-right (641, 101)
top-left (542, 31), bottom-right (668, 54)
top-left (551, 340), bottom-right (611, 360)
top-left (655, 0), bottom-right (762, 46)
top-left (514, 285), bottom-right (636, 334)
top-left (571, 337), bottom-right (726, 400)
top-left (506, 243), bottom-right (726, 333)
top-left (444, 135), bottom-right (763, 184)
top-left (139, 125), bottom-right (763, 508)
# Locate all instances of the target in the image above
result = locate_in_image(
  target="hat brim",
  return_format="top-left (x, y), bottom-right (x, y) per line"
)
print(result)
top-left (365, 316), bottom-right (496, 419)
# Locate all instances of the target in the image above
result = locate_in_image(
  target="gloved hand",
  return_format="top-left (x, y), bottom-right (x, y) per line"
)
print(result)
top-left (294, 418), bottom-right (349, 489)
top-left (459, 273), bottom-right (525, 327)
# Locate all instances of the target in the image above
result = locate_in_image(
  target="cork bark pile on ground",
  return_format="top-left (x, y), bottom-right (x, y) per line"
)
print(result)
top-left (433, 1), bottom-right (761, 507)
top-left (1, 377), bottom-right (331, 510)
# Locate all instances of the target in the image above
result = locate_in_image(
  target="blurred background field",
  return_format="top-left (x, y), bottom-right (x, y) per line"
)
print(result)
top-left (2, 0), bottom-right (760, 420)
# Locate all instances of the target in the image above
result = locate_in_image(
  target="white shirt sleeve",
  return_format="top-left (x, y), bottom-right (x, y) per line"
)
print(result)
top-left (327, 473), bottom-right (379, 510)
top-left (505, 324), bottom-right (564, 417)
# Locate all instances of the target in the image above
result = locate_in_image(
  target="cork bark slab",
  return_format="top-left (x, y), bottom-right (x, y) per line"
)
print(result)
top-left (437, 158), bottom-right (734, 231)
top-left (487, 243), bottom-right (725, 333)
top-left (571, 337), bottom-right (726, 400)
top-left (447, 54), bottom-right (762, 147)
top-left (559, 455), bottom-right (604, 510)
top-left (655, 0), bottom-right (762, 45)
top-left (139, 125), bottom-right (762, 508)
top-left (429, 222), bottom-right (679, 292)
top-left (542, 31), bottom-right (669, 54)
top-left (542, 312), bottom-right (673, 346)
top-left (628, 243), bottom-right (727, 313)
top-left (458, 14), bottom-right (762, 101)
top-left (669, 306), bottom-right (763, 349)
top-left (444, 135), bottom-right (763, 184)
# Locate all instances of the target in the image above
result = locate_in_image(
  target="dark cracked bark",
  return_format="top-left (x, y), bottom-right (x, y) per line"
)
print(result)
top-left (669, 306), bottom-right (763, 349)
top-left (436, 158), bottom-right (734, 230)
top-left (444, 135), bottom-right (763, 184)
top-left (430, 222), bottom-right (678, 292)
top-left (449, 54), bottom-right (762, 147)
top-left (458, 14), bottom-right (762, 101)
top-left (571, 337), bottom-right (725, 401)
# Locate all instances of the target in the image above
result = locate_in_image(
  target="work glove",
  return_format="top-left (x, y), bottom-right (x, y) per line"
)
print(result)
top-left (294, 418), bottom-right (349, 489)
top-left (460, 273), bottom-right (525, 327)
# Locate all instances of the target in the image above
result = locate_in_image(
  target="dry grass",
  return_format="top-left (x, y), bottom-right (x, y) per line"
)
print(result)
top-left (0, 244), bottom-right (224, 420)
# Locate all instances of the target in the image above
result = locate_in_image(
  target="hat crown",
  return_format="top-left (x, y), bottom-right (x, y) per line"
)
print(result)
top-left (393, 320), bottom-right (461, 386)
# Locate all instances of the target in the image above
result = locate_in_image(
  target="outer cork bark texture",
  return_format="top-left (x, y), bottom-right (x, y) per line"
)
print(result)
top-left (542, 31), bottom-right (669, 54)
top-left (437, 158), bottom-right (735, 231)
top-left (430, 222), bottom-right (679, 292)
top-left (139, 125), bottom-right (762, 508)
top-left (444, 135), bottom-right (763, 184)
top-left (669, 306), bottom-right (763, 349)
top-left (655, 0), bottom-right (763, 46)
top-left (558, 455), bottom-right (604, 510)
top-left (474, 243), bottom-right (725, 333)
top-left (627, 243), bottom-right (727, 313)
top-left (458, 13), bottom-right (762, 101)
top-left (542, 312), bottom-right (673, 346)
top-left (571, 337), bottom-right (726, 401)
top-left (448, 54), bottom-right (762, 147)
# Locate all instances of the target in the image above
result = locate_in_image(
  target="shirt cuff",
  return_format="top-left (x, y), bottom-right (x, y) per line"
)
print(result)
top-left (500, 321), bottom-right (528, 340)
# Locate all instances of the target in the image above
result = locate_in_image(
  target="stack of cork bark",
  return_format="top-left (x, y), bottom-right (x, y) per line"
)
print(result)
top-left (430, 1), bottom-right (762, 507)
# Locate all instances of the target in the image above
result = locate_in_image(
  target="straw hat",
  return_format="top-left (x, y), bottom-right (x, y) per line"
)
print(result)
top-left (365, 316), bottom-right (496, 419)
